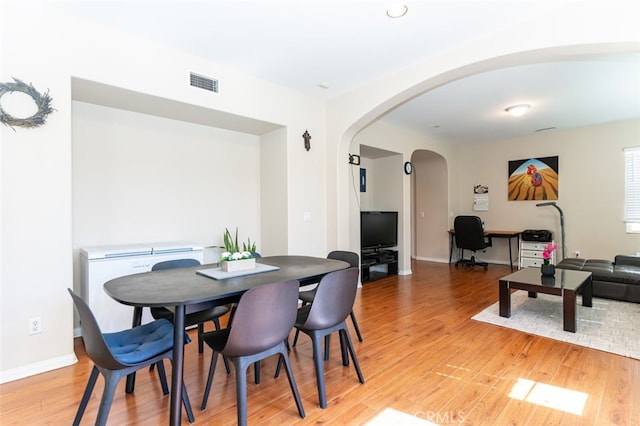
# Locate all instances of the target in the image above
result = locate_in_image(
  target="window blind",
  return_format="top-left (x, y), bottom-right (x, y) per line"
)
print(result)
top-left (624, 146), bottom-right (640, 223)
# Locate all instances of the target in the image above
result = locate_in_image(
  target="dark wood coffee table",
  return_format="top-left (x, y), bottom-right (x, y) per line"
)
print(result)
top-left (498, 267), bottom-right (593, 332)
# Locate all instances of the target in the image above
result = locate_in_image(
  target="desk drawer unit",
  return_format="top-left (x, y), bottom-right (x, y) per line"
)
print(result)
top-left (519, 241), bottom-right (555, 269)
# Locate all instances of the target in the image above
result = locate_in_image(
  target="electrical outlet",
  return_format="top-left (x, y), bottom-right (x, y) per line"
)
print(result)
top-left (29, 317), bottom-right (42, 335)
top-left (575, 250), bottom-right (580, 258)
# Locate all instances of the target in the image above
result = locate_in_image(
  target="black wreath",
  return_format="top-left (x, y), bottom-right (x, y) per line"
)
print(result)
top-left (0, 78), bottom-right (54, 130)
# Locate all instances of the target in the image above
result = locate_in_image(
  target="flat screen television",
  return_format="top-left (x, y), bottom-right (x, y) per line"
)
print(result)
top-left (360, 211), bottom-right (398, 250)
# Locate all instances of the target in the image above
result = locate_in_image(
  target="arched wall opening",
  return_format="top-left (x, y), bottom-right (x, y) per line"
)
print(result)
top-left (333, 43), bottom-right (640, 275)
top-left (411, 150), bottom-right (449, 263)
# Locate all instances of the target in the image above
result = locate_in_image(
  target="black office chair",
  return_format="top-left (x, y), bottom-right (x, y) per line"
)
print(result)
top-left (68, 289), bottom-right (194, 425)
top-left (454, 215), bottom-right (492, 270)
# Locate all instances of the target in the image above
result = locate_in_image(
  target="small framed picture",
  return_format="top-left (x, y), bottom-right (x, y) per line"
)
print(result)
top-left (360, 168), bottom-right (366, 192)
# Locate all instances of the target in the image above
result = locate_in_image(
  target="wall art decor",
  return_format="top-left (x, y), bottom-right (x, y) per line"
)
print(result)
top-left (302, 129), bottom-right (311, 151)
top-left (0, 77), bottom-right (54, 130)
top-left (508, 156), bottom-right (559, 201)
top-left (473, 184), bottom-right (489, 211)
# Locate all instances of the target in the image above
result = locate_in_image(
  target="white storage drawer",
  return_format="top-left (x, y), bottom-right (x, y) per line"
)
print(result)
top-left (519, 239), bottom-right (555, 269)
top-left (520, 242), bottom-right (549, 251)
top-left (521, 257), bottom-right (545, 268)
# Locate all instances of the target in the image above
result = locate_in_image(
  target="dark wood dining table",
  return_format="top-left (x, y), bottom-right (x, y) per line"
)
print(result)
top-left (104, 255), bottom-right (350, 426)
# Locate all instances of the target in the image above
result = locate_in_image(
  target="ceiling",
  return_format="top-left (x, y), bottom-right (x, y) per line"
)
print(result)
top-left (55, 1), bottom-right (640, 145)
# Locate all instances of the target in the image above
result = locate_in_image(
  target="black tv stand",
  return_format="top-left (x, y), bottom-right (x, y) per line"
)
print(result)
top-left (361, 249), bottom-right (398, 282)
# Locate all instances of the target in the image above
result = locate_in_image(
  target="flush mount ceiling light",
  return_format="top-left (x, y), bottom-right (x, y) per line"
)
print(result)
top-left (505, 104), bottom-right (531, 117)
top-left (387, 3), bottom-right (408, 18)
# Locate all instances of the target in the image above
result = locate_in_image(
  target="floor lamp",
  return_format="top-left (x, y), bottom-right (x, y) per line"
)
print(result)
top-left (536, 202), bottom-right (566, 261)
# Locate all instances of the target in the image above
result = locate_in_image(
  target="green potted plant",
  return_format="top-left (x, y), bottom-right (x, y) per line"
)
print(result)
top-left (219, 227), bottom-right (257, 272)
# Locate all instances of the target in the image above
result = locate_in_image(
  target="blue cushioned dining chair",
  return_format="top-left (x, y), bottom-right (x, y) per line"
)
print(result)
top-left (68, 289), bottom-right (195, 425)
top-left (200, 279), bottom-right (305, 426)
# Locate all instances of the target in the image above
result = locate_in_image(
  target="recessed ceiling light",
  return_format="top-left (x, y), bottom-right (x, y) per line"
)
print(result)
top-left (387, 3), bottom-right (408, 18)
top-left (505, 104), bottom-right (531, 117)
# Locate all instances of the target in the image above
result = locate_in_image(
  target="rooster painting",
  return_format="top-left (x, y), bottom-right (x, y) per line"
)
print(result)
top-left (508, 156), bottom-right (559, 201)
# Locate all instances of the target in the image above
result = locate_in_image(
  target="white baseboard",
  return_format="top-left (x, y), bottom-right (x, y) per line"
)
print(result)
top-left (413, 256), bottom-right (449, 263)
top-left (0, 353), bottom-right (78, 384)
top-left (413, 256), bottom-right (512, 266)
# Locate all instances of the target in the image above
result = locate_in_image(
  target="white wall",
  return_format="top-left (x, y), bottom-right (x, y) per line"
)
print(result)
top-left (2, 0), bottom-right (639, 383)
top-left (457, 119), bottom-right (640, 261)
top-left (71, 100), bottom-right (263, 304)
top-left (325, 2), bottom-right (640, 266)
top-left (353, 121), bottom-right (457, 272)
top-left (360, 119), bottom-right (640, 265)
top-left (359, 155), bottom-right (403, 212)
top-left (0, 3), bottom-right (325, 382)
top-left (72, 101), bottom-right (261, 250)
top-left (260, 127), bottom-right (289, 256)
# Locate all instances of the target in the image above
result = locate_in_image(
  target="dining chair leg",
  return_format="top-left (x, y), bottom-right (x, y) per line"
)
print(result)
top-left (254, 361), bottom-right (261, 385)
top-left (223, 355), bottom-right (231, 374)
top-left (310, 332), bottom-right (328, 409)
top-left (339, 329), bottom-right (349, 366)
top-left (156, 360), bottom-right (169, 395)
top-left (211, 318), bottom-right (232, 374)
top-left (227, 303), bottom-right (238, 324)
top-left (278, 345), bottom-right (306, 419)
top-left (273, 338), bottom-right (291, 379)
top-left (292, 300), bottom-right (309, 347)
top-left (341, 327), bottom-right (365, 384)
top-left (350, 310), bottom-right (363, 342)
top-left (324, 334), bottom-right (330, 361)
top-left (274, 354), bottom-right (284, 379)
top-left (235, 358), bottom-right (250, 426)
top-left (95, 372), bottom-right (120, 426)
top-left (73, 366), bottom-right (99, 426)
top-left (201, 352), bottom-right (219, 410)
top-left (292, 328), bottom-right (301, 347)
top-left (213, 317), bottom-right (222, 330)
top-left (197, 323), bottom-right (205, 353)
top-left (182, 383), bottom-right (195, 423)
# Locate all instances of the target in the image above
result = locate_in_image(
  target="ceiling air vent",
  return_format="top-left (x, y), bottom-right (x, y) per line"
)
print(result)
top-left (190, 72), bottom-right (218, 93)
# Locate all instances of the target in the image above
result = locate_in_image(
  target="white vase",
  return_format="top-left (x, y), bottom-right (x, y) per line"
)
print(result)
top-left (221, 257), bottom-right (256, 272)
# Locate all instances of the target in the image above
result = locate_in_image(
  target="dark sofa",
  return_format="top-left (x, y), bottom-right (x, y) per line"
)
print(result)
top-left (556, 255), bottom-right (640, 303)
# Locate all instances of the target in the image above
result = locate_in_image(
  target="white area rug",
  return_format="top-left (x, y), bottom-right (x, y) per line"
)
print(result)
top-left (472, 290), bottom-right (640, 360)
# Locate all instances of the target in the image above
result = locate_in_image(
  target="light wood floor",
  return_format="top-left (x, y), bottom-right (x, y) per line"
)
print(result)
top-left (1, 261), bottom-right (638, 425)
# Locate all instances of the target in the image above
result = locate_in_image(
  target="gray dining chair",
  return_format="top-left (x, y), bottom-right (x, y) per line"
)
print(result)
top-left (292, 250), bottom-right (363, 355)
top-left (286, 267), bottom-right (365, 408)
top-left (200, 279), bottom-right (305, 426)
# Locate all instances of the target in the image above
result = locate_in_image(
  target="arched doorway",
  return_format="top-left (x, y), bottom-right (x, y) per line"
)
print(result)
top-left (411, 150), bottom-right (449, 263)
